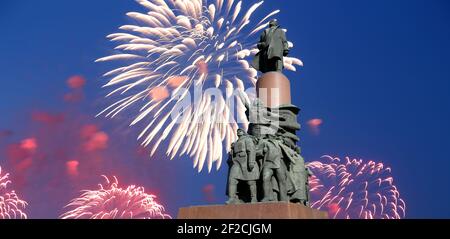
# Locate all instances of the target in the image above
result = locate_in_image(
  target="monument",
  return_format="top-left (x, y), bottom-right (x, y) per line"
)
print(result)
top-left (178, 20), bottom-right (328, 219)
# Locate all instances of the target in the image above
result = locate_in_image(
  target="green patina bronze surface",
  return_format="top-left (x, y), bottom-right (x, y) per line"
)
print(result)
top-left (226, 100), bottom-right (311, 206)
top-left (252, 19), bottom-right (290, 73)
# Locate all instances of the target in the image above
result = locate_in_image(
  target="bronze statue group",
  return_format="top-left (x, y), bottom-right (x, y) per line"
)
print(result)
top-left (226, 100), bottom-right (311, 206)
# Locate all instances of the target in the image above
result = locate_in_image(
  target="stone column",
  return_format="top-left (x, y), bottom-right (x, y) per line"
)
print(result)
top-left (256, 71), bottom-right (292, 108)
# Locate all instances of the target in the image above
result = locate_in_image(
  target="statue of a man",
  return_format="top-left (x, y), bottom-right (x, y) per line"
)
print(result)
top-left (252, 19), bottom-right (290, 73)
top-left (258, 137), bottom-right (288, 202)
top-left (226, 129), bottom-right (260, 204)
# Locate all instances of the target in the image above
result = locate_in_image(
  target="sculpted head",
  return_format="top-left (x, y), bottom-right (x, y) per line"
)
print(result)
top-left (237, 129), bottom-right (246, 138)
top-left (269, 19), bottom-right (279, 27)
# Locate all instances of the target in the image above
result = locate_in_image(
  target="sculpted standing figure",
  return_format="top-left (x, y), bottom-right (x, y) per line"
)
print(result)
top-left (258, 137), bottom-right (288, 202)
top-left (252, 19), bottom-right (290, 73)
top-left (226, 129), bottom-right (260, 204)
top-left (278, 140), bottom-right (309, 206)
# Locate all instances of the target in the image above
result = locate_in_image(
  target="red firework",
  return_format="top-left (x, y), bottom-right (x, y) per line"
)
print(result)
top-left (307, 118), bottom-right (323, 135)
top-left (307, 155), bottom-right (406, 219)
top-left (0, 167), bottom-right (28, 219)
top-left (60, 176), bottom-right (170, 219)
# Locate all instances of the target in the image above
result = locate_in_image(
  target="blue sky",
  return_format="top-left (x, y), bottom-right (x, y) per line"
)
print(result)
top-left (1, 0), bottom-right (450, 218)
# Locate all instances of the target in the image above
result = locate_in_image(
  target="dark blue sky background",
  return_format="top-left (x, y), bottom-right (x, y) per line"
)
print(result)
top-left (1, 0), bottom-right (450, 218)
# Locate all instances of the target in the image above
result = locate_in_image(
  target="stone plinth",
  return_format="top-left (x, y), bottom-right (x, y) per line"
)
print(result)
top-left (177, 202), bottom-right (328, 219)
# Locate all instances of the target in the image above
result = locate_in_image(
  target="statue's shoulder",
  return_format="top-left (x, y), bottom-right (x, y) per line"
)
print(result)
top-left (275, 27), bottom-right (285, 35)
top-left (242, 134), bottom-right (254, 141)
top-left (242, 134), bottom-right (258, 144)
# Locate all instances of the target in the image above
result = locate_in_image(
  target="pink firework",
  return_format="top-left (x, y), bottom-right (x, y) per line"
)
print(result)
top-left (0, 167), bottom-right (28, 219)
top-left (307, 155), bottom-right (406, 219)
top-left (60, 176), bottom-right (170, 219)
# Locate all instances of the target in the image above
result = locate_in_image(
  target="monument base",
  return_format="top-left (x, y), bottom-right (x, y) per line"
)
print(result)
top-left (177, 202), bottom-right (328, 219)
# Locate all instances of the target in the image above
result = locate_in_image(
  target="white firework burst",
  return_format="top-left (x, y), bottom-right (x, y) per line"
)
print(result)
top-left (1, 167), bottom-right (28, 219)
top-left (308, 156), bottom-right (406, 219)
top-left (60, 176), bottom-right (170, 219)
top-left (96, 0), bottom-right (303, 172)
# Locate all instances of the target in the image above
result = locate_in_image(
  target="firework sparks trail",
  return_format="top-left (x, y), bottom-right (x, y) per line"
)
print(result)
top-left (307, 155), bottom-right (406, 219)
top-left (97, 0), bottom-right (303, 172)
top-left (60, 176), bottom-right (171, 219)
top-left (0, 167), bottom-right (28, 219)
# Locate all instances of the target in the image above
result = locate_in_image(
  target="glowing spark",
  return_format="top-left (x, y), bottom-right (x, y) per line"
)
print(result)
top-left (66, 160), bottom-right (80, 177)
top-left (307, 118), bottom-right (323, 135)
top-left (149, 86), bottom-right (170, 101)
top-left (20, 138), bottom-right (38, 152)
top-left (67, 75), bottom-right (87, 89)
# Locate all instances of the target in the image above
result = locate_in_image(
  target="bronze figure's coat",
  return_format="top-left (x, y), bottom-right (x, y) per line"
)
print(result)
top-left (252, 19), bottom-right (290, 73)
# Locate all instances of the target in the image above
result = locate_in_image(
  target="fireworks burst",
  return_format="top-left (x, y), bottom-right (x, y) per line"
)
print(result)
top-left (60, 176), bottom-right (170, 219)
top-left (307, 155), bottom-right (406, 219)
top-left (96, 0), bottom-right (303, 172)
top-left (0, 167), bottom-right (28, 219)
